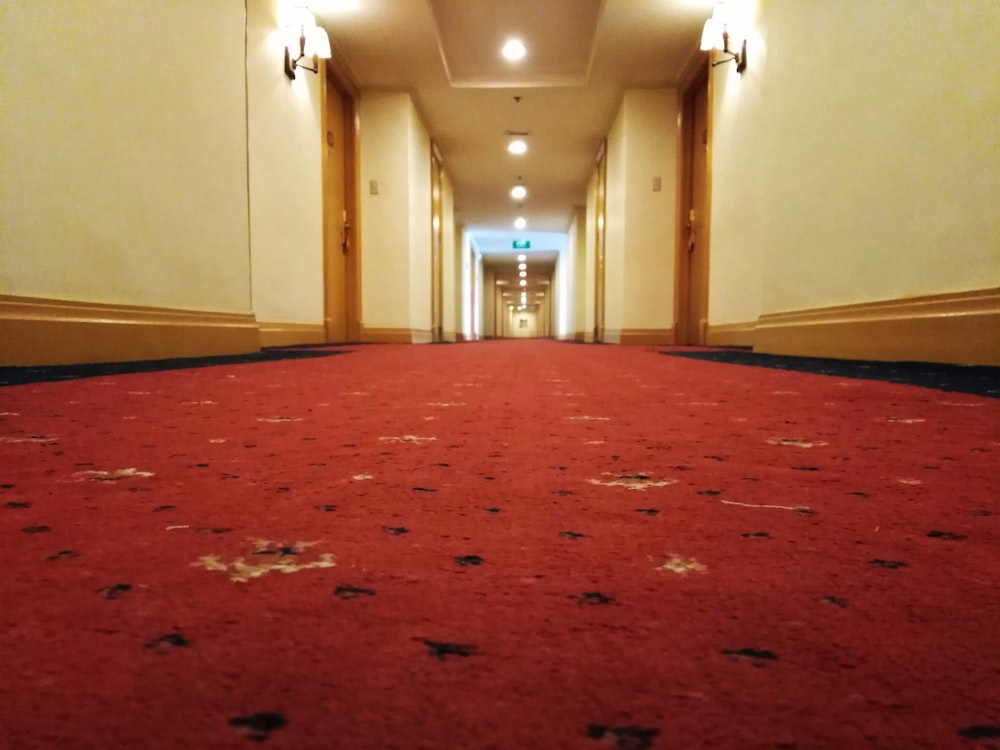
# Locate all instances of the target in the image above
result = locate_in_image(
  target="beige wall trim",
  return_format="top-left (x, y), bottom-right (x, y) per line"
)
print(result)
top-left (619, 328), bottom-right (675, 346)
top-left (706, 322), bottom-right (756, 348)
top-left (0, 295), bottom-right (259, 366)
top-left (754, 287), bottom-right (1000, 366)
top-left (258, 323), bottom-right (326, 349)
top-left (361, 327), bottom-right (434, 344)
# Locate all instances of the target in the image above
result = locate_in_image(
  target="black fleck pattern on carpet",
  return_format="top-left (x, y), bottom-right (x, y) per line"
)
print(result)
top-left (661, 350), bottom-right (1000, 398)
top-left (0, 347), bottom-right (352, 387)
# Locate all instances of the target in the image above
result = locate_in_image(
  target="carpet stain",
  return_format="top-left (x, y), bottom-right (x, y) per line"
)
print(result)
top-left (334, 585), bottom-right (375, 600)
top-left (586, 724), bottom-right (660, 750)
top-left (415, 637), bottom-right (476, 660)
top-left (228, 712), bottom-right (287, 742)
top-left (571, 592), bottom-right (614, 605)
top-left (146, 633), bottom-right (190, 649)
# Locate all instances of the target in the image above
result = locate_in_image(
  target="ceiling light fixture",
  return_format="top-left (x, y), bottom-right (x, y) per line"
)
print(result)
top-left (518, 263), bottom-right (526, 270)
top-left (519, 280), bottom-right (527, 286)
top-left (517, 254), bottom-right (526, 262)
top-left (519, 271), bottom-right (527, 278)
top-left (514, 217), bottom-right (527, 230)
top-left (510, 185), bottom-right (527, 201)
top-left (501, 38), bottom-right (527, 62)
top-left (281, 6), bottom-right (332, 80)
top-left (507, 139), bottom-right (527, 155)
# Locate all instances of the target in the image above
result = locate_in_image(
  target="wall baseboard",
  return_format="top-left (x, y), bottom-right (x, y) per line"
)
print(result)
top-left (754, 287), bottom-right (1000, 366)
top-left (258, 323), bottom-right (327, 349)
top-left (618, 328), bottom-right (675, 346)
top-left (706, 321), bottom-right (756, 348)
top-left (361, 327), bottom-right (433, 344)
top-left (0, 295), bottom-right (260, 366)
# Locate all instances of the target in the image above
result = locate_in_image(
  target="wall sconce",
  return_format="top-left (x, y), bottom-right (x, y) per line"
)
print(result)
top-left (700, 2), bottom-right (748, 74)
top-left (282, 6), bottom-right (332, 80)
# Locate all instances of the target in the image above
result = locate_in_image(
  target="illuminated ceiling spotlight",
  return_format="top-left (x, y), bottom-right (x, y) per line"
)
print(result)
top-left (518, 263), bottom-right (526, 270)
top-left (516, 254), bottom-right (527, 262)
top-left (501, 38), bottom-right (527, 62)
top-left (510, 185), bottom-right (527, 200)
top-left (519, 271), bottom-right (527, 278)
top-left (507, 139), bottom-right (527, 155)
top-left (519, 279), bottom-right (527, 286)
top-left (514, 217), bottom-right (527, 230)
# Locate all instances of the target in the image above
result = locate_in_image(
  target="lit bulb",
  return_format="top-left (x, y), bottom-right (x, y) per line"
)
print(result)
top-left (508, 140), bottom-right (527, 155)
top-left (510, 185), bottom-right (527, 200)
top-left (501, 38), bottom-right (527, 62)
top-left (518, 263), bottom-right (526, 270)
top-left (519, 280), bottom-right (527, 286)
top-left (517, 254), bottom-right (526, 261)
top-left (514, 217), bottom-right (526, 230)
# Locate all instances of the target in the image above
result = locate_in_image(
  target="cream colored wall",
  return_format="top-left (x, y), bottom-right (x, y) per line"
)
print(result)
top-left (481, 267), bottom-right (496, 338)
top-left (583, 171), bottom-right (598, 341)
top-left (510, 310), bottom-right (538, 338)
top-left (602, 90), bottom-right (678, 339)
top-left (408, 100), bottom-right (432, 335)
top-left (246, 0), bottom-right (324, 325)
top-left (441, 172), bottom-right (457, 340)
top-left (569, 206), bottom-right (587, 338)
top-left (357, 92), bottom-right (433, 338)
top-left (604, 107), bottom-right (627, 342)
top-left (710, 0), bottom-right (1000, 324)
top-left (621, 90), bottom-right (677, 331)
top-left (358, 92), bottom-right (412, 329)
top-left (0, 1), bottom-right (251, 313)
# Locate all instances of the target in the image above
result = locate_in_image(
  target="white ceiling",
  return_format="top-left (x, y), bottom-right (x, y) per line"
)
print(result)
top-left (313, 0), bottom-right (713, 288)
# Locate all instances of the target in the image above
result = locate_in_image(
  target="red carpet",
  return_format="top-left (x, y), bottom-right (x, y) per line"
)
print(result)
top-left (1, 340), bottom-right (997, 749)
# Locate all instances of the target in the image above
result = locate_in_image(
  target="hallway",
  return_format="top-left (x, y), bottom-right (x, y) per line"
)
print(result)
top-left (2, 341), bottom-right (997, 748)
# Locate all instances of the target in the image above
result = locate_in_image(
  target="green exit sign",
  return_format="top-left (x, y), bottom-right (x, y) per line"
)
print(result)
top-left (512, 240), bottom-right (530, 249)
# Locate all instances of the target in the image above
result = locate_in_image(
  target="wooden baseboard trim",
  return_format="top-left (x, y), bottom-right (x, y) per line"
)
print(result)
top-left (0, 295), bottom-right (259, 366)
top-left (706, 321), bottom-right (756, 348)
top-left (618, 328), bottom-right (676, 346)
top-left (360, 327), bottom-right (433, 344)
top-left (754, 287), bottom-right (1000, 365)
top-left (258, 322), bottom-right (327, 349)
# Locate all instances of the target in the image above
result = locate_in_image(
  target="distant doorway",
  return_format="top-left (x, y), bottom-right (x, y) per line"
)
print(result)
top-left (676, 61), bottom-right (710, 345)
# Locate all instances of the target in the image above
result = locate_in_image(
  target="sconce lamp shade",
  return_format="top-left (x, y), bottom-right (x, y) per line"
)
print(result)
top-left (700, 18), bottom-right (721, 50)
top-left (285, 5), bottom-right (317, 30)
top-left (281, 5), bottom-right (332, 78)
top-left (304, 26), bottom-right (332, 59)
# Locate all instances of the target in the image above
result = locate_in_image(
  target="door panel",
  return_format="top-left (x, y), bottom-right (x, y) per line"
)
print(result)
top-left (686, 77), bottom-right (710, 345)
top-left (322, 70), bottom-right (348, 343)
top-left (594, 142), bottom-right (607, 343)
top-left (430, 149), bottom-right (444, 341)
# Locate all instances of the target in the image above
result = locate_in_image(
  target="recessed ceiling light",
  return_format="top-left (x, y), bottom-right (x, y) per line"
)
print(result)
top-left (501, 38), bottom-right (527, 62)
top-left (518, 263), bottom-right (526, 270)
top-left (519, 271), bottom-right (527, 277)
top-left (514, 217), bottom-right (526, 230)
top-left (510, 185), bottom-right (527, 200)
top-left (519, 280), bottom-right (527, 286)
top-left (507, 139), bottom-right (527, 155)
top-left (517, 254), bottom-right (526, 261)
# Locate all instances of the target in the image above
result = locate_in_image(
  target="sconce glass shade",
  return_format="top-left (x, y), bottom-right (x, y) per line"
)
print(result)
top-left (303, 26), bottom-right (332, 58)
top-left (700, 18), bottom-right (722, 50)
top-left (286, 6), bottom-right (318, 30)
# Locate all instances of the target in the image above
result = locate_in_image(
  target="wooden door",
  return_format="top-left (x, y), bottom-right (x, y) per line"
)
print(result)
top-left (321, 61), bottom-right (359, 343)
top-left (593, 141), bottom-right (607, 343)
top-left (677, 65), bottom-right (711, 345)
top-left (430, 145), bottom-right (444, 342)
